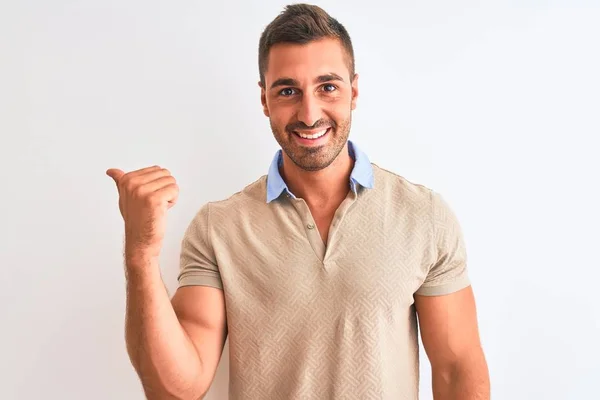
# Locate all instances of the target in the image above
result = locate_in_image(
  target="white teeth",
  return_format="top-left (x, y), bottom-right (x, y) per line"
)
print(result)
top-left (296, 129), bottom-right (328, 139)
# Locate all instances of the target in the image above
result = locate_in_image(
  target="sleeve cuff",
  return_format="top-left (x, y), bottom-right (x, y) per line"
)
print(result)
top-left (178, 272), bottom-right (223, 290)
top-left (415, 274), bottom-right (470, 296)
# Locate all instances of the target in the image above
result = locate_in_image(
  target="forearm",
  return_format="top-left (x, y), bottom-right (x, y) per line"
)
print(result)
top-left (432, 352), bottom-right (490, 400)
top-left (125, 255), bottom-right (204, 399)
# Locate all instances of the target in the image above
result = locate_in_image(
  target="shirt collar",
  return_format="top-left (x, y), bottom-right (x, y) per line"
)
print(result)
top-left (266, 140), bottom-right (374, 203)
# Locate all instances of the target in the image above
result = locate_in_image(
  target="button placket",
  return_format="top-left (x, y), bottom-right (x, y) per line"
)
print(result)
top-left (297, 200), bottom-right (325, 261)
top-left (323, 191), bottom-right (357, 260)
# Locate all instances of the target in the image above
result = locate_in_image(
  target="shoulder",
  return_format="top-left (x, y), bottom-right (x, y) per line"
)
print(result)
top-left (370, 163), bottom-right (436, 210)
top-left (189, 175), bottom-right (269, 226)
top-left (370, 163), bottom-right (457, 227)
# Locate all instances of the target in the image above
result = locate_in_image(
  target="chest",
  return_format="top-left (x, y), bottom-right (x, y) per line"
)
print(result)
top-left (213, 187), bottom-right (436, 329)
top-left (312, 210), bottom-right (335, 244)
top-left (220, 230), bottom-right (427, 339)
top-left (219, 205), bottom-right (431, 322)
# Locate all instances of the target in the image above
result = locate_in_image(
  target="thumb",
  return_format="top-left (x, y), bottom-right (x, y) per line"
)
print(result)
top-left (106, 168), bottom-right (125, 186)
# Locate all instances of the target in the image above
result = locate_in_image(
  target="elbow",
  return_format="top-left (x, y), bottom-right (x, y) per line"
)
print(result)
top-left (124, 336), bottom-right (209, 399)
top-left (130, 361), bottom-right (208, 400)
top-left (432, 349), bottom-right (490, 399)
top-left (142, 382), bottom-right (208, 400)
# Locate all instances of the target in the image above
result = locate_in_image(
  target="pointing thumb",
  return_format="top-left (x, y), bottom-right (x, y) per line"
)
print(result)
top-left (106, 168), bottom-right (125, 186)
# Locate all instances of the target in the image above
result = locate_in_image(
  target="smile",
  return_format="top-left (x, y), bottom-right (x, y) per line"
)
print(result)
top-left (293, 128), bottom-right (330, 140)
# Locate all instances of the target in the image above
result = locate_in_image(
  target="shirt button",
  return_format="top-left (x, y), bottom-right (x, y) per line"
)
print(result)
top-left (307, 223), bottom-right (315, 229)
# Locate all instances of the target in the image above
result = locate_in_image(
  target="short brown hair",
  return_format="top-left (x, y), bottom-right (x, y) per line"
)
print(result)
top-left (258, 4), bottom-right (355, 87)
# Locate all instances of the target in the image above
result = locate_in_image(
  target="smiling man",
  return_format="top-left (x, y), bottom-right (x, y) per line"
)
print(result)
top-left (108, 4), bottom-right (490, 400)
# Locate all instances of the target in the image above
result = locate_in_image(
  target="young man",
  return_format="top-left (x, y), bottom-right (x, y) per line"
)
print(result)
top-left (107, 4), bottom-right (490, 399)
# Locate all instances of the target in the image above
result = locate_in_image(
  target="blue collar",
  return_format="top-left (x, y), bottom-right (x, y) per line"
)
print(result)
top-left (266, 140), bottom-right (374, 203)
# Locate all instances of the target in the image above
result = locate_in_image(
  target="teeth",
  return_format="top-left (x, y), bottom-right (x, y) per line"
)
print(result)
top-left (296, 129), bottom-right (328, 139)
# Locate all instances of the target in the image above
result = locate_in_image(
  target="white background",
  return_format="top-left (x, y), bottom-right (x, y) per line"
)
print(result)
top-left (1, 1), bottom-right (598, 399)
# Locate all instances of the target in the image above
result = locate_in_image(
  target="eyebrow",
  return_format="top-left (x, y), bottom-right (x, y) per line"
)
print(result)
top-left (269, 73), bottom-right (345, 90)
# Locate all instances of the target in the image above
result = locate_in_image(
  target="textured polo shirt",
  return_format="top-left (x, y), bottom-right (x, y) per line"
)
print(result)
top-left (178, 141), bottom-right (471, 399)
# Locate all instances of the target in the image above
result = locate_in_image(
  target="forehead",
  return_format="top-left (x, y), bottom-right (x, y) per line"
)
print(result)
top-left (265, 38), bottom-right (350, 84)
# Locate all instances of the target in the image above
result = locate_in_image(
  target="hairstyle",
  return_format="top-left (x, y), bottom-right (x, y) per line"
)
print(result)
top-left (258, 4), bottom-right (355, 87)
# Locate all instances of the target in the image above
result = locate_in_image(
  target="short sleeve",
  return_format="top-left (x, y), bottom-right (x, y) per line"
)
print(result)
top-left (416, 191), bottom-right (471, 296)
top-left (177, 203), bottom-right (223, 290)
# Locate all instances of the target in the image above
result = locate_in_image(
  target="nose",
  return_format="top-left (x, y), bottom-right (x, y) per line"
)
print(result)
top-left (296, 93), bottom-right (322, 128)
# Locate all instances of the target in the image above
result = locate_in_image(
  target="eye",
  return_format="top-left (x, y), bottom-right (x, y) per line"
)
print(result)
top-left (279, 88), bottom-right (297, 96)
top-left (322, 83), bottom-right (337, 92)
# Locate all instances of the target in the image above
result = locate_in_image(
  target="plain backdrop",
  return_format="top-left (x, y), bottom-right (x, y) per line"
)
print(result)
top-left (1, 0), bottom-right (599, 399)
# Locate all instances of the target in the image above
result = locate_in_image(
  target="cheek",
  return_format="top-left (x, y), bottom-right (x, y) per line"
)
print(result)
top-left (326, 106), bottom-right (349, 125)
top-left (269, 104), bottom-right (295, 125)
top-left (268, 114), bottom-right (290, 133)
top-left (324, 94), bottom-right (351, 113)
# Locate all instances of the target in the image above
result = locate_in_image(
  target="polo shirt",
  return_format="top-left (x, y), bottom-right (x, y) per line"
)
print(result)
top-left (178, 140), bottom-right (471, 399)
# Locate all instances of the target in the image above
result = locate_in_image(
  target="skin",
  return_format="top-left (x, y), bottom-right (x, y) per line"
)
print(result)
top-left (260, 38), bottom-right (359, 243)
top-left (106, 36), bottom-right (489, 399)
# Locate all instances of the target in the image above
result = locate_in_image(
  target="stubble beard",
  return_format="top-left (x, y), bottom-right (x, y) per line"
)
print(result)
top-left (270, 115), bottom-right (352, 172)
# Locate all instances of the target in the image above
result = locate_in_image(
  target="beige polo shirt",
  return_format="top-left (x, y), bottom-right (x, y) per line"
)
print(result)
top-left (178, 142), bottom-right (470, 399)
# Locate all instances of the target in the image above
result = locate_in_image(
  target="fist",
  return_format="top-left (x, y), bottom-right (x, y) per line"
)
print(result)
top-left (106, 165), bottom-right (179, 260)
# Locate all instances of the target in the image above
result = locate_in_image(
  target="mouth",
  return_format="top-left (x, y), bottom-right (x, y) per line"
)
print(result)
top-left (292, 127), bottom-right (331, 145)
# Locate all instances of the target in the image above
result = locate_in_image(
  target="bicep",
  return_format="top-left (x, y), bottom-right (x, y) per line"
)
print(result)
top-left (172, 285), bottom-right (228, 386)
top-left (414, 285), bottom-right (482, 369)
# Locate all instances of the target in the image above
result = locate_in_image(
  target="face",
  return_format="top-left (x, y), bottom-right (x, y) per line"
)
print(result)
top-left (260, 38), bottom-right (359, 172)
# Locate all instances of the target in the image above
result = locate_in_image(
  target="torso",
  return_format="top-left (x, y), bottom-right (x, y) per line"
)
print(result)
top-left (190, 166), bottom-right (445, 399)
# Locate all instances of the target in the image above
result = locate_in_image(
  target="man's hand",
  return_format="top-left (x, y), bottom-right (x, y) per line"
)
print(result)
top-left (106, 165), bottom-right (179, 260)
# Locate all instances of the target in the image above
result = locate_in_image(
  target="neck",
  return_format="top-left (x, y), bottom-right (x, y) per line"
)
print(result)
top-left (280, 142), bottom-right (354, 209)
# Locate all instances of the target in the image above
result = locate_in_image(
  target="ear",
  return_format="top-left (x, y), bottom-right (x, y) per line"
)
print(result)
top-left (350, 73), bottom-right (359, 111)
top-left (259, 81), bottom-right (270, 117)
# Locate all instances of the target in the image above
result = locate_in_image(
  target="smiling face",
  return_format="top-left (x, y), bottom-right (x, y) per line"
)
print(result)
top-left (260, 38), bottom-right (359, 172)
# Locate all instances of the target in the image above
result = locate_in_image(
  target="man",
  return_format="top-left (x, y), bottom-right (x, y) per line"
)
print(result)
top-left (107, 4), bottom-right (490, 400)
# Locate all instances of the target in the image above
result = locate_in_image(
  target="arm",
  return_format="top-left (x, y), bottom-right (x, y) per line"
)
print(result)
top-left (414, 190), bottom-right (489, 399)
top-left (415, 286), bottom-right (490, 400)
top-left (107, 166), bottom-right (227, 399)
top-left (125, 258), bottom-right (227, 400)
